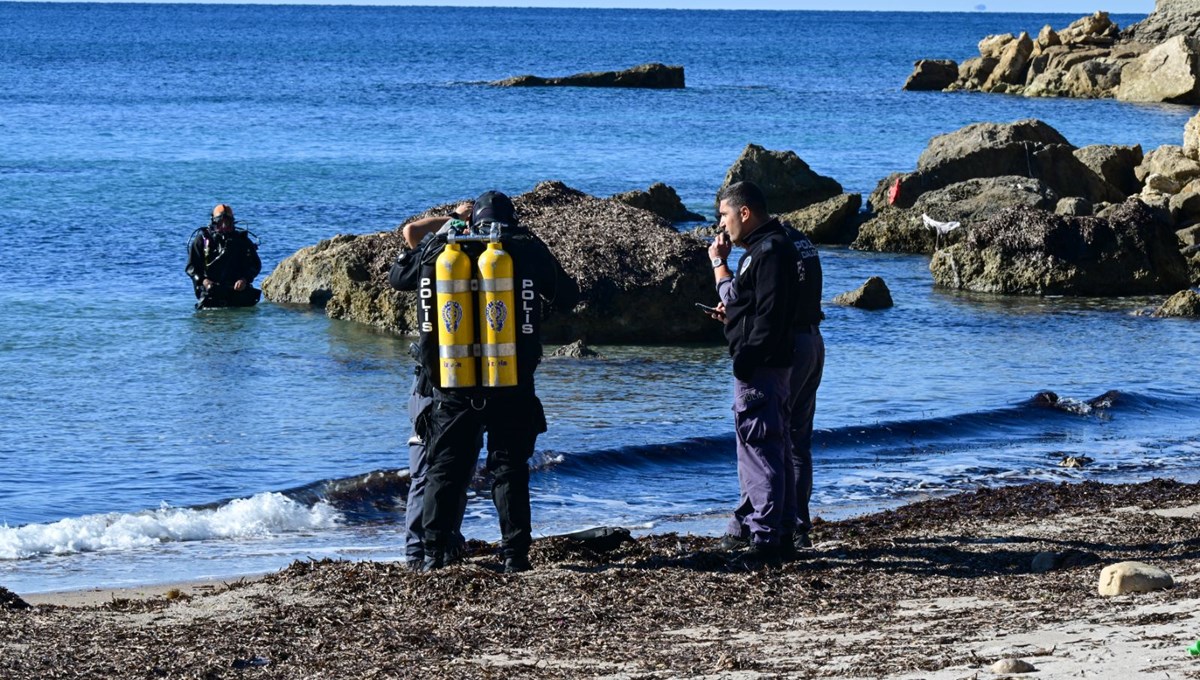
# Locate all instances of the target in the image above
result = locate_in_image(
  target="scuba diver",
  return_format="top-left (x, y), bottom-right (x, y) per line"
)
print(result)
top-left (390, 190), bottom-right (578, 573)
top-left (186, 204), bottom-right (262, 309)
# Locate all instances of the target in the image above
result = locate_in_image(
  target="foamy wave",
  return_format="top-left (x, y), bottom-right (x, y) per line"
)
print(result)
top-left (0, 493), bottom-right (342, 560)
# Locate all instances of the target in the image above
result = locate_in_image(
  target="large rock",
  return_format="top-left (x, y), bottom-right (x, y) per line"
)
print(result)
top-left (1097, 561), bottom-right (1174, 596)
top-left (832, 277), bottom-right (893, 310)
top-left (870, 120), bottom-right (1121, 212)
top-left (1073, 144), bottom-right (1144, 196)
top-left (1170, 180), bottom-right (1200, 225)
top-left (1057, 11), bottom-right (1119, 46)
top-left (1152, 289), bottom-right (1200, 316)
top-left (778, 193), bottom-right (862, 244)
top-left (950, 57), bottom-right (999, 90)
top-left (1135, 145), bottom-right (1200, 185)
top-left (978, 34), bottom-right (1016, 60)
top-left (929, 198), bottom-right (1191, 296)
top-left (982, 32), bottom-right (1034, 91)
top-left (720, 144), bottom-right (843, 213)
top-left (856, 176), bottom-right (1057, 254)
top-left (1186, 111), bottom-right (1200, 160)
top-left (1123, 0), bottom-right (1200, 44)
top-left (263, 181), bottom-right (721, 344)
top-left (611, 182), bottom-right (704, 223)
top-left (491, 63), bottom-right (684, 89)
top-left (1116, 36), bottom-right (1200, 104)
top-left (903, 59), bottom-right (959, 91)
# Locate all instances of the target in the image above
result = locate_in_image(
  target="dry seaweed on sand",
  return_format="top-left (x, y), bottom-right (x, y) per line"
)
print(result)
top-left (3, 479), bottom-right (1200, 679)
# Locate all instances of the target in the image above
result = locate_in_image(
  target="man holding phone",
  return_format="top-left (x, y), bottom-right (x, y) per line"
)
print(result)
top-left (706, 181), bottom-right (801, 566)
top-left (705, 185), bottom-right (826, 557)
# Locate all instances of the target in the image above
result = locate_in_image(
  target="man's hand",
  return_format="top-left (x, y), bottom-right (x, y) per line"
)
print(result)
top-left (202, 278), bottom-right (214, 290)
top-left (708, 231), bottom-right (732, 262)
top-left (453, 201), bottom-right (474, 221)
top-left (707, 301), bottom-right (726, 323)
top-left (233, 279), bottom-right (247, 291)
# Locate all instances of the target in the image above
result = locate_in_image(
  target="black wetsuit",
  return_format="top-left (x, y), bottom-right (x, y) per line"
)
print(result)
top-left (391, 226), bottom-right (578, 567)
top-left (185, 227), bottom-right (262, 308)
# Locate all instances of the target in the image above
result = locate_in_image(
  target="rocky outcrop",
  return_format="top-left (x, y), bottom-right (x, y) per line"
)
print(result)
top-left (1116, 36), bottom-right (1200, 104)
top-left (1152, 289), bottom-right (1200, 316)
top-left (832, 277), bottom-right (893, 310)
top-left (929, 198), bottom-right (1191, 296)
top-left (778, 193), bottom-right (861, 244)
top-left (915, 3), bottom-right (1200, 104)
top-left (1136, 145), bottom-right (1200, 186)
top-left (611, 183), bottom-right (704, 223)
top-left (720, 144), bottom-right (843, 213)
top-left (868, 120), bottom-right (1121, 212)
top-left (856, 176), bottom-right (1057, 254)
top-left (1073, 144), bottom-right (1144, 196)
top-left (263, 181), bottom-right (721, 344)
top-left (903, 60), bottom-right (959, 91)
top-left (491, 63), bottom-right (684, 89)
top-left (1123, 0), bottom-right (1200, 44)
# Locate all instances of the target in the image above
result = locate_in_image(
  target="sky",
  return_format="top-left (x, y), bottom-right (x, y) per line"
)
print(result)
top-left (23, 0), bottom-right (1159, 11)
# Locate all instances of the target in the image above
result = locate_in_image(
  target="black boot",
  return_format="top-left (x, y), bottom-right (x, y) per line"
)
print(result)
top-left (420, 550), bottom-right (446, 572)
top-left (503, 554), bottom-right (532, 574)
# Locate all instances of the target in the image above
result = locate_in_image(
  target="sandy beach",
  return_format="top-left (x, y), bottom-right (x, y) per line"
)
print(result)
top-left (4, 479), bottom-right (1199, 679)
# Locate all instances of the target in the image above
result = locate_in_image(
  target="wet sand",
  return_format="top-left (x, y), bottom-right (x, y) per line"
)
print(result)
top-left (4, 479), bottom-right (1200, 679)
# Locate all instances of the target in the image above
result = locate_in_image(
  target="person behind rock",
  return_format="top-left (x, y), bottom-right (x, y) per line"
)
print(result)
top-left (185, 204), bottom-right (262, 308)
top-left (388, 201), bottom-right (474, 570)
top-left (706, 181), bottom-right (801, 566)
top-left (397, 190), bottom-right (577, 573)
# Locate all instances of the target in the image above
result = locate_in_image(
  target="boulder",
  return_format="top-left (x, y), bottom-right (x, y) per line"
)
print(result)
top-left (1058, 11), bottom-right (1119, 46)
top-left (611, 182), bottom-right (705, 223)
top-left (1136, 145), bottom-right (1200, 185)
top-left (548, 340), bottom-right (603, 358)
top-left (778, 193), bottom-right (862, 244)
top-left (951, 57), bottom-right (999, 90)
top-left (1123, 0), bottom-right (1200, 44)
top-left (1056, 197), bottom-right (1093, 216)
top-left (1178, 223), bottom-right (1200, 246)
top-left (992, 659), bottom-right (1037, 674)
top-left (1059, 58), bottom-right (1124, 98)
top-left (978, 34), bottom-right (1016, 60)
top-left (903, 59), bottom-right (959, 91)
top-left (1169, 180), bottom-right (1200, 224)
top-left (1152, 289), bottom-right (1200, 316)
top-left (929, 198), bottom-right (1191, 296)
top-left (1116, 36), bottom-right (1200, 104)
top-left (832, 277), bottom-right (893, 310)
top-left (1073, 144), bottom-right (1144, 196)
top-left (1185, 110), bottom-right (1200, 160)
top-left (1034, 25), bottom-right (1061, 55)
top-left (856, 176), bottom-right (1057, 254)
top-left (982, 32), bottom-right (1034, 91)
top-left (1190, 249), bottom-right (1200, 285)
top-left (871, 120), bottom-right (1121, 211)
top-left (491, 63), bottom-right (684, 89)
top-left (720, 144), bottom-right (843, 213)
top-left (263, 181), bottom-right (722, 344)
top-left (1144, 173), bottom-right (1183, 195)
top-left (1097, 561), bottom-right (1174, 596)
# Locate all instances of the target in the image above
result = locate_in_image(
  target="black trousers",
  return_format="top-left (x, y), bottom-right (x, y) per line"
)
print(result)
top-left (195, 286), bottom-right (261, 308)
top-left (423, 386), bottom-right (546, 558)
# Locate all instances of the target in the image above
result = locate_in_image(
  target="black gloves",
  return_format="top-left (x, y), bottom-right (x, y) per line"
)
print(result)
top-left (732, 351), bottom-right (756, 383)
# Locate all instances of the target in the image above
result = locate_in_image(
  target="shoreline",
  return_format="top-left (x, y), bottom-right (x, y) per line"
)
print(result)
top-left (4, 478), bottom-right (1200, 678)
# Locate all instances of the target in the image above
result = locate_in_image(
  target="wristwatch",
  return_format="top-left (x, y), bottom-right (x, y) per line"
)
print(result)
top-left (711, 256), bottom-right (725, 269)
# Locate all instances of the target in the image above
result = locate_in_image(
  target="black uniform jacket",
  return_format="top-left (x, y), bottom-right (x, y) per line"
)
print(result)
top-left (723, 218), bottom-right (800, 370)
top-left (186, 228), bottom-right (262, 292)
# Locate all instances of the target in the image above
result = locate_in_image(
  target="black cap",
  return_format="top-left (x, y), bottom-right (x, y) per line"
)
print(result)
top-left (471, 190), bottom-right (517, 228)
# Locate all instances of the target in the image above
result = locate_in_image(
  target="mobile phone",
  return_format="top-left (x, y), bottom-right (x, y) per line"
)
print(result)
top-left (695, 302), bottom-right (719, 313)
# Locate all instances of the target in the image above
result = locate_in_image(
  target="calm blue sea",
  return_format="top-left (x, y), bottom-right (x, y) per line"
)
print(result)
top-left (1, 2), bottom-right (1198, 594)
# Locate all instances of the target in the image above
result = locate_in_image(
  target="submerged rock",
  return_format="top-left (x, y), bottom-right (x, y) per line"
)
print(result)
top-left (720, 144), bottom-right (843, 213)
top-left (832, 277), bottom-right (893, 310)
top-left (611, 182), bottom-right (704, 223)
top-left (1152, 289), bottom-right (1200, 317)
top-left (929, 199), bottom-right (1190, 296)
top-left (263, 181), bottom-right (721, 344)
top-left (491, 62), bottom-right (684, 89)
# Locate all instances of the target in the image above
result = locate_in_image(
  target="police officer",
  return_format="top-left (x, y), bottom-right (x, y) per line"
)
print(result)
top-left (707, 181), bottom-right (800, 566)
top-left (394, 190), bottom-right (578, 573)
top-left (389, 201), bottom-right (474, 570)
top-left (186, 204), bottom-right (262, 308)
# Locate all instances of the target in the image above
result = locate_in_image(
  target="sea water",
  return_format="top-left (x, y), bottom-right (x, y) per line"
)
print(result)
top-left (1, 3), bottom-right (1198, 593)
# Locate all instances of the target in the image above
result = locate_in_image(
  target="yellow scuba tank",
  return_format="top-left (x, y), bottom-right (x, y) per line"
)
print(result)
top-left (477, 241), bottom-right (518, 387)
top-left (435, 242), bottom-right (477, 388)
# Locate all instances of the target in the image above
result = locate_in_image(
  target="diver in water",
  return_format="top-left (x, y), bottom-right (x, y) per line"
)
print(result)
top-left (186, 204), bottom-right (262, 309)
